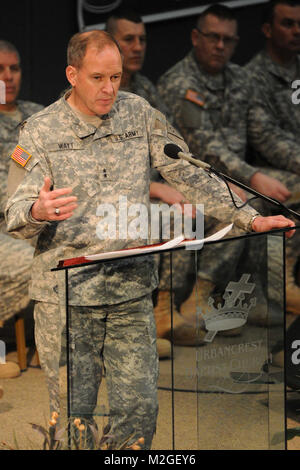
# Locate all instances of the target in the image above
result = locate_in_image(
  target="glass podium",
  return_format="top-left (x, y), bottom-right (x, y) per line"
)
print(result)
top-left (161, 232), bottom-right (286, 450)
top-left (53, 228), bottom-right (289, 450)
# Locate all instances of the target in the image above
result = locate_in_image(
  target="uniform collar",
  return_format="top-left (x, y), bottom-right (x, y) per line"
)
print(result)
top-left (260, 49), bottom-right (300, 83)
top-left (94, 103), bottom-right (122, 139)
top-left (124, 72), bottom-right (143, 94)
top-left (61, 94), bottom-right (122, 139)
top-left (14, 101), bottom-right (29, 120)
top-left (188, 49), bottom-right (236, 92)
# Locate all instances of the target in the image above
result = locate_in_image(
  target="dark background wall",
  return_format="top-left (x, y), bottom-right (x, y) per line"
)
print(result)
top-left (0, 0), bottom-right (267, 107)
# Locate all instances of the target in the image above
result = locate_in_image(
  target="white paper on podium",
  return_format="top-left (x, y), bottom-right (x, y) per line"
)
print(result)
top-left (181, 223), bottom-right (233, 247)
top-left (85, 223), bottom-right (233, 261)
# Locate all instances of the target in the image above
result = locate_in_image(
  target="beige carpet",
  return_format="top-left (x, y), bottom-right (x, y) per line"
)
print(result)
top-left (1, 338), bottom-right (300, 451)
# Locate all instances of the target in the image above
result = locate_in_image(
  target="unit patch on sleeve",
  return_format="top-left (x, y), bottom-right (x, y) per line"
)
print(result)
top-left (11, 145), bottom-right (32, 167)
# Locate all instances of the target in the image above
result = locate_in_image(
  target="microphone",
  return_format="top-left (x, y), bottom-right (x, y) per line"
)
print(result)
top-left (164, 145), bottom-right (300, 221)
top-left (164, 143), bottom-right (211, 170)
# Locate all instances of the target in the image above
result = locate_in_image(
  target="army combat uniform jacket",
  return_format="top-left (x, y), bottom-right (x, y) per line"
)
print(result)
top-left (124, 72), bottom-right (173, 125)
top-left (245, 50), bottom-right (300, 176)
top-left (0, 100), bottom-right (43, 321)
top-left (121, 72), bottom-right (174, 185)
top-left (157, 50), bottom-right (258, 186)
top-left (5, 91), bottom-right (257, 307)
top-left (0, 100), bottom-right (43, 226)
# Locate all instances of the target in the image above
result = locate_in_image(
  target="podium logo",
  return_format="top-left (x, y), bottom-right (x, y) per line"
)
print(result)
top-left (96, 196), bottom-right (204, 248)
top-left (202, 274), bottom-right (256, 343)
top-left (0, 80), bottom-right (5, 104)
top-left (0, 340), bottom-right (6, 364)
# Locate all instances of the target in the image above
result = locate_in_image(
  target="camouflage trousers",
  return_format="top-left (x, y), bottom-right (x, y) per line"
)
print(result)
top-left (34, 294), bottom-right (159, 450)
top-left (0, 233), bottom-right (34, 322)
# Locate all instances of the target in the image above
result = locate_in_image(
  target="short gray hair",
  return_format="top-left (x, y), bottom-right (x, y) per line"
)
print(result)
top-left (67, 30), bottom-right (122, 69)
top-left (0, 40), bottom-right (20, 62)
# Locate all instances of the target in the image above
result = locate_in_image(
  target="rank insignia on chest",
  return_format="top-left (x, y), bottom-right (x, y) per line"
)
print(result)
top-left (185, 89), bottom-right (205, 107)
top-left (11, 145), bottom-right (32, 167)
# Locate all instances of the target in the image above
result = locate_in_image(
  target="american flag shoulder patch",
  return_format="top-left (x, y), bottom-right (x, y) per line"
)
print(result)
top-left (11, 145), bottom-right (32, 167)
top-left (185, 89), bottom-right (205, 107)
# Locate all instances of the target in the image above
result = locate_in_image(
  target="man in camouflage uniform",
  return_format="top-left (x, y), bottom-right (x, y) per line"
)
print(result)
top-left (105, 7), bottom-right (171, 120)
top-left (245, 0), bottom-right (300, 314)
top-left (5, 30), bottom-right (294, 449)
top-left (106, 8), bottom-right (200, 352)
top-left (157, 4), bottom-right (294, 322)
top-left (0, 40), bottom-right (43, 378)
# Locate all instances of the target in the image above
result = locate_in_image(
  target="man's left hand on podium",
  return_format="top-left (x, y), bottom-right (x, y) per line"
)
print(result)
top-left (251, 215), bottom-right (295, 238)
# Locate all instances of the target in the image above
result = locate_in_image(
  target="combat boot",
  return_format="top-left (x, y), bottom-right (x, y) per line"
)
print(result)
top-left (286, 257), bottom-right (300, 315)
top-left (154, 290), bottom-right (206, 346)
top-left (0, 320), bottom-right (22, 378)
top-left (0, 362), bottom-right (21, 378)
top-left (156, 338), bottom-right (172, 359)
top-left (180, 279), bottom-right (215, 324)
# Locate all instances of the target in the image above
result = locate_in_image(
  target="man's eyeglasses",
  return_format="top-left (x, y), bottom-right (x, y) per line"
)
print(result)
top-left (196, 28), bottom-right (239, 47)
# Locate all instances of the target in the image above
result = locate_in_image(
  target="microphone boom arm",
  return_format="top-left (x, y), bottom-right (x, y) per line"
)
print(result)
top-left (208, 166), bottom-right (300, 221)
top-left (163, 143), bottom-right (300, 221)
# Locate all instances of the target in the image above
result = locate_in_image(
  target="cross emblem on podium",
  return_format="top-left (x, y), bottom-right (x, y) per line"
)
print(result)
top-left (223, 274), bottom-right (255, 304)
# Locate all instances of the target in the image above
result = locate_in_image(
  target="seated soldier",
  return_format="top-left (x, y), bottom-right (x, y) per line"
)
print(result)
top-left (106, 8), bottom-right (201, 354)
top-left (157, 3), bottom-right (298, 326)
top-left (245, 0), bottom-right (300, 315)
top-left (0, 40), bottom-right (43, 378)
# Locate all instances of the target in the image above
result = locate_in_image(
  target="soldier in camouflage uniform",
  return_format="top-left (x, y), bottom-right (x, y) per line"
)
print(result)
top-left (245, 0), bottom-right (300, 314)
top-left (157, 4), bottom-right (294, 322)
top-left (0, 40), bottom-right (43, 378)
top-left (106, 8), bottom-right (200, 351)
top-left (4, 31), bottom-right (294, 449)
top-left (105, 7), bottom-right (171, 120)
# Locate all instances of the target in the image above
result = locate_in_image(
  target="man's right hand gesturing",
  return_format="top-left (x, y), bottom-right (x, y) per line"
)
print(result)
top-left (31, 176), bottom-right (78, 221)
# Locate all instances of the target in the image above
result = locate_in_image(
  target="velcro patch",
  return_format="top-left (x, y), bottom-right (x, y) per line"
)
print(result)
top-left (111, 129), bottom-right (143, 142)
top-left (11, 145), bottom-right (32, 167)
top-left (167, 122), bottom-right (180, 136)
top-left (154, 118), bottom-right (165, 132)
top-left (185, 89), bottom-right (205, 107)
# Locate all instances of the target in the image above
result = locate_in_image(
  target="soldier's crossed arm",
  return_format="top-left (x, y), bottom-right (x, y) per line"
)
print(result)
top-left (248, 101), bottom-right (300, 176)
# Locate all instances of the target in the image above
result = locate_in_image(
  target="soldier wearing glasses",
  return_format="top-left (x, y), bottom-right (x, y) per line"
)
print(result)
top-left (157, 4), bottom-right (287, 200)
top-left (157, 4), bottom-right (289, 322)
